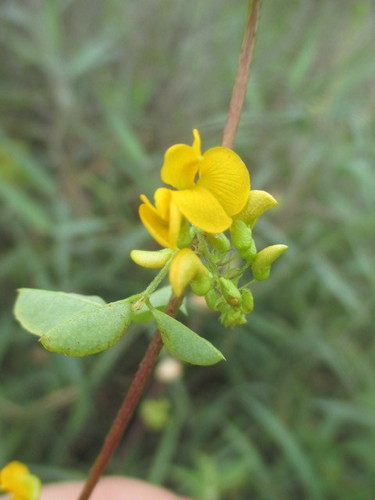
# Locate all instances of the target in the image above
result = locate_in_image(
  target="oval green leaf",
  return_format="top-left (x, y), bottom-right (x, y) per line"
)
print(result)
top-left (152, 309), bottom-right (225, 366)
top-left (41, 301), bottom-right (132, 356)
top-left (14, 288), bottom-right (106, 336)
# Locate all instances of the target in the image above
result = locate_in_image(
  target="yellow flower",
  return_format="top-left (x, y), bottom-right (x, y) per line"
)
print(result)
top-left (0, 461), bottom-right (41, 500)
top-left (169, 248), bottom-right (210, 297)
top-left (160, 129), bottom-right (250, 233)
top-left (139, 188), bottom-right (182, 249)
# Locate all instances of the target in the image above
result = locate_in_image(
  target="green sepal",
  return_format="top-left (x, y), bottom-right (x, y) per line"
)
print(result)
top-left (151, 309), bottom-right (225, 366)
top-left (14, 288), bottom-right (132, 356)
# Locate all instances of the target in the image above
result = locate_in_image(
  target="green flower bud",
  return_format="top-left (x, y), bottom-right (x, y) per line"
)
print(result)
top-left (190, 273), bottom-right (213, 296)
top-left (230, 219), bottom-right (257, 263)
top-left (241, 288), bottom-right (254, 313)
top-left (230, 219), bottom-right (253, 251)
top-left (235, 190), bottom-right (278, 228)
top-left (205, 289), bottom-right (219, 310)
top-left (216, 299), bottom-right (230, 313)
top-left (130, 248), bottom-right (173, 269)
top-left (251, 244), bottom-right (288, 281)
top-left (219, 308), bottom-right (247, 328)
top-left (206, 232), bottom-right (231, 254)
top-left (219, 277), bottom-right (242, 307)
top-left (238, 242), bottom-right (257, 264)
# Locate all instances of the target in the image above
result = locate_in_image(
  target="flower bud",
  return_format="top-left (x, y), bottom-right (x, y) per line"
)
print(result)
top-left (236, 190), bottom-right (278, 228)
top-left (130, 248), bottom-right (173, 269)
top-left (169, 248), bottom-right (209, 297)
top-left (230, 219), bottom-right (257, 263)
top-left (219, 307), bottom-right (247, 327)
top-left (205, 289), bottom-right (220, 310)
top-left (219, 277), bottom-right (242, 307)
top-left (251, 244), bottom-right (288, 281)
top-left (241, 288), bottom-right (254, 313)
top-left (190, 272), bottom-right (212, 296)
top-left (230, 219), bottom-right (253, 251)
top-left (206, 232), bottom-right (231, 254)
top-left (238, 245), bottom-right (257, 264)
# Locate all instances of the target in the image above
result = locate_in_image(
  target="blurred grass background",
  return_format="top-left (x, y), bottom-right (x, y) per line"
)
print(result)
top-left (1, 0), bottom-right (374, 498)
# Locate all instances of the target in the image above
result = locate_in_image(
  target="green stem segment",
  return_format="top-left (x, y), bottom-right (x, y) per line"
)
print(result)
top-left (79, 2), bottom-right (261, 498)
top-left (78, 296), bottom-right (182, 500)
top-left (222, 0), bottom-right (262, 149)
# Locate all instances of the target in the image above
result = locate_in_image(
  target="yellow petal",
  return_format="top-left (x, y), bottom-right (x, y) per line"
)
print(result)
top-left (198, 147), bottom-right (250, 216)
top-left (236, 189), bottom-right (278, 227)
top-left (168, 200), bottom-right (182, 249)
top-left (192, 129), bottom-right (201, 156)
top-left (171, 185), bottom-right (232, 233)
top-left (154, 188), bottom-right (173, 220)
top-left (139, 189), bottom-right (181, 249)
top-left (169, 248), bottom-right (208, 296)
top-left (139, 202), bottom-right (171, 248)
top-left (161, 131), bottom-right (202, 190)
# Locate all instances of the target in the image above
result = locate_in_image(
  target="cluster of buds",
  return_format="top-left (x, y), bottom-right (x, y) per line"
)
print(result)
top-left (131, 130), bottom-right (287, 327)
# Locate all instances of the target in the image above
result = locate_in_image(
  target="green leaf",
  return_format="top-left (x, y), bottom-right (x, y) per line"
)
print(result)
top-left (41, 301), bottom-right (131, 356)
top-left (14, 289), bottom-right (106, 335)
top-left (14, 288), bottom-right (131, 356)
top-left (151, 309), bottom-right (225, 366)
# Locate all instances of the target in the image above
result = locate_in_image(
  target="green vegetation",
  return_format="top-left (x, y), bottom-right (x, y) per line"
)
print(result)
top-left (1, 1), bottom-right (374, 498)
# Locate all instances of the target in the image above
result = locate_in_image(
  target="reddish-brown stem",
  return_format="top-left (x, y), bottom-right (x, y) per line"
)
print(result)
top-left (222, 0), bottom-right (262, 149)
top-left (78, 296), bottom-right (182, 500)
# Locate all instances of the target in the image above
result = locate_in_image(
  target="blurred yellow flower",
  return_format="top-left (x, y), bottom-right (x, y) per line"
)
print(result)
top-left (160, 129), bottom-right (250, 233)
top-left (0, 461), bottom-right (41, 500)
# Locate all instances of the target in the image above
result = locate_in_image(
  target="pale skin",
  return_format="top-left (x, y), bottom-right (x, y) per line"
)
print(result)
top-left (41, 477), bottom-right (192, 500)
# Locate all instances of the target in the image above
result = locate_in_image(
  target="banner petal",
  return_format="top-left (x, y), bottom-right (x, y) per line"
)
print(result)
top-left (198, 147), bottom-right (250, 216)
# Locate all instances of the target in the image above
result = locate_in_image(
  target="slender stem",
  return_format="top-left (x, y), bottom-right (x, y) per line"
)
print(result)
top-left (222, 0), bottom-right (262, 149)
top-left (143, 252), bottom-right (176, 296)
top-left (78, 296), bottom-right (182, 500)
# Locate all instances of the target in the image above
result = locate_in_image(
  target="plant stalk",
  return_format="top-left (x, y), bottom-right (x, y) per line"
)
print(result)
top-left (78, 296), bottom-right (182, 500)
top-left (222, 0), bottom-right (262, 149)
